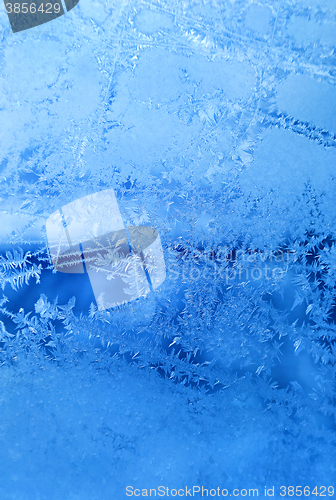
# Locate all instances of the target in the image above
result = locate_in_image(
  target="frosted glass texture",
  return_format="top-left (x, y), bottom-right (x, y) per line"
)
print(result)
top-left (0, 0), bottom-right (336, 498)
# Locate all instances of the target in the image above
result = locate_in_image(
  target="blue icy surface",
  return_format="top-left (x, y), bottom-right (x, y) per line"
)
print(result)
top-left (0, 0), bottom-right (336, 498)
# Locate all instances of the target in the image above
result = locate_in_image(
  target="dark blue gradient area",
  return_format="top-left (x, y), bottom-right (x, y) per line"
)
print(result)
top-left (0, 1), bottom-right (336, 499)
top-left (64, 0), bottom-right (79, 11)
top-left (4, 0), bottom-right (79, 33)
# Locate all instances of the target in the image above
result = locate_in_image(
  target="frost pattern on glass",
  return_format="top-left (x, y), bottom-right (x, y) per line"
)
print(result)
top-left (0, 0), bottom-right (336, 497)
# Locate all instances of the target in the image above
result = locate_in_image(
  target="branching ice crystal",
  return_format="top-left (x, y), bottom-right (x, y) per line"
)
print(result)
top-left (0, 0), bottom-right (336, 497)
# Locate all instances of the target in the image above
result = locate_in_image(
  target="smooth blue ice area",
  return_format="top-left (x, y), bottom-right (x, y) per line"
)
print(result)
top-left (0, 0), bottom-right (336, 498)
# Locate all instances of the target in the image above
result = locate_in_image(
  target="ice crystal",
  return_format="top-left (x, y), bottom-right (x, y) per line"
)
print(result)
top-left (0, 0), bottom-right (336, 498)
